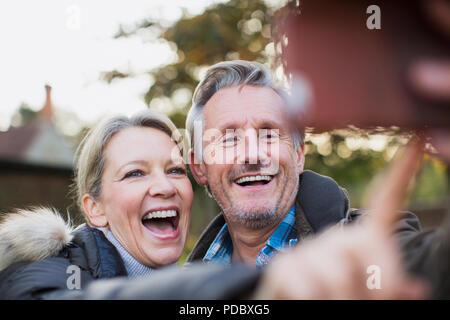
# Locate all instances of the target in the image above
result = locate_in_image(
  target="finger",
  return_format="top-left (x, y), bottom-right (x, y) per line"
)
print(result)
top-left (394, 278), bottom-right (428, 300)
top-left (409, 61), bottom-right (450, 100)
top-left (285, 73), bottom-right (314, 131)
top-left (364, 138), bottom-right (424, 231)
top-left (427, 129), bottom-right (450, 162)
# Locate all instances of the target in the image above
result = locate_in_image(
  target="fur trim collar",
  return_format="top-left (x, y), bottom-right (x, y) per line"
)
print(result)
top-left (0, 207), bottom-right (73, 271)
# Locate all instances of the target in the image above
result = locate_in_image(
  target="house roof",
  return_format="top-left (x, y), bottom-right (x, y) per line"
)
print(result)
top-left (0, 85), bottom-right (75, 169)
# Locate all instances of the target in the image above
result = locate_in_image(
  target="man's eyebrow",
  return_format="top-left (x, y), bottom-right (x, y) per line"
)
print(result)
top-left (215, 119), bottom-right (283, 132)
top-left (217, 122), bottom-right (240, 132)
top-left (257, 120), bottom-right (282, 130)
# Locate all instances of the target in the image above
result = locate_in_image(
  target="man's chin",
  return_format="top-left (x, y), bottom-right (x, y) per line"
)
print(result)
top-left (232, 200), bottom-right (276, 214)
top-left (224, 202), bottom-right (281, 227)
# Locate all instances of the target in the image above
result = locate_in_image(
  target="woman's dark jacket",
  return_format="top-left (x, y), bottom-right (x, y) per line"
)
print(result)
top-left (0, 222), bottom-right (259, 300)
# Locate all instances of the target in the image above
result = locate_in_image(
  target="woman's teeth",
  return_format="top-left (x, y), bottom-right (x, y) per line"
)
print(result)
top-left (235, 175), bottom-right (272, 185)
top-left (143, 210), bottom-right (177, 220)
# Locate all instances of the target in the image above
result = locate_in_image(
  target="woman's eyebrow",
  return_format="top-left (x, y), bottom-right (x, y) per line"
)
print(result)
top-left (115, 160), bottom-right (147, 175)
top-left (168, 155), bottom-right (186, 166)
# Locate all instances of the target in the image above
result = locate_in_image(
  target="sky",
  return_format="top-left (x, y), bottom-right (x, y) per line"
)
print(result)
top-left (0, 0), bottom-right (231, 133)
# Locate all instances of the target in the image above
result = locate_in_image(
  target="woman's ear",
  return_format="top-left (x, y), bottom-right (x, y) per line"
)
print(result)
top-left (189, 149), bottom-right (208, 186)
top-left (82, 194), bottom-right (108, 227)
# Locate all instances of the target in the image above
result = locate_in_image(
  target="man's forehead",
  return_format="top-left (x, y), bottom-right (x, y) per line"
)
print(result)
top-left (203, 85), bottom-right (287, 129)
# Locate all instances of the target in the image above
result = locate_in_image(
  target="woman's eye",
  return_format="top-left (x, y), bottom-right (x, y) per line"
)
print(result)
top-left (123, 170), bottom-right (144, 179)
top-left (168, 167), bottom-right (186, 175)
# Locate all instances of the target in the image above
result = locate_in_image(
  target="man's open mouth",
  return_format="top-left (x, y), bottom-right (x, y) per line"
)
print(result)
top-left (234, 174), bottom-right (274, 187)
top-left (142, 209), bottom-right (180, 236)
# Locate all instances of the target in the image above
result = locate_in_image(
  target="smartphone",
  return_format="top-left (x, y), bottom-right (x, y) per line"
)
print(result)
top-left (283, 0), bottom-right (450, 131)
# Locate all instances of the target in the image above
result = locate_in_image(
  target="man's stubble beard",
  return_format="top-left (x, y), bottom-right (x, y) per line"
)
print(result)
top-left (207, 172), bottom-right (300, 230)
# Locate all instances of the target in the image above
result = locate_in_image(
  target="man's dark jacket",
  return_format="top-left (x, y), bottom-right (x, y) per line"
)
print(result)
top-left (187, 170), bottom-right (449, 298)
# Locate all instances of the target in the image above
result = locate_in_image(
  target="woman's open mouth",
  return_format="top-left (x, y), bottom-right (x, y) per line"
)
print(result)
top-left (142, 209), bottom-right (180, 240)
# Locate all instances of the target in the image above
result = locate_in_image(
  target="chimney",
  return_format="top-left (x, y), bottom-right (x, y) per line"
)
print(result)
top-left (40, 84), bottom-right (53, 120)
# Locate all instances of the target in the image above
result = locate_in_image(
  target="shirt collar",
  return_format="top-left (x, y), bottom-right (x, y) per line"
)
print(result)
top-left (265, 204), bottom-right (298, 252)
top-left (202, 223), bottom-right (233, 265)
top-left (202, 204), bottom-right (298, 266)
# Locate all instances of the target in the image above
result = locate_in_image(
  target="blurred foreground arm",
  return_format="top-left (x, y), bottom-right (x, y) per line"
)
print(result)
top-left (255, 141), bottom-right (428, 299)
top-left (408, 57), bottom-right (450, 299)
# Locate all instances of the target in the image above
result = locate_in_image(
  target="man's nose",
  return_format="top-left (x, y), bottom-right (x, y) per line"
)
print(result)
top-left (244, 129), bottom-right (260, 165)
top-left (147, 173), bottom-right (177, 198)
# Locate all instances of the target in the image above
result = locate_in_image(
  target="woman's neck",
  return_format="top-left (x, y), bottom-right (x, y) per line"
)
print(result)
top-left (99, 227), bottom-right (154, 278)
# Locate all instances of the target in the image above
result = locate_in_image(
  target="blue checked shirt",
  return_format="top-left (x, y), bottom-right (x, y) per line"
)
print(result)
top-left (203, 205), bottom-right (298, 268)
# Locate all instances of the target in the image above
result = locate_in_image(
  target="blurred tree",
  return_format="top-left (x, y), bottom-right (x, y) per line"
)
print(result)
top-left (103, 0), bottom-right (277, 128)
top-left (11, 102), bottom-right (38, 127)
top-left (304, 129), bottom-right (449, 208)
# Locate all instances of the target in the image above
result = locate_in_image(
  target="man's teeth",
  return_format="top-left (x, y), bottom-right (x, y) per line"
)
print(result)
top-left (235, 175), bottom-right (272, 184)
top-left (143, 210), bottom-right (177, 220)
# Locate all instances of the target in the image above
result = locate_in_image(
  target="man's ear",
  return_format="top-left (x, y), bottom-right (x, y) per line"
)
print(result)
top-left (189, 149), bottom-right (208, 186)
top-left (296, 143), bottom-right (305, 173)
top-left (82, 194), bottom-right (108, 227)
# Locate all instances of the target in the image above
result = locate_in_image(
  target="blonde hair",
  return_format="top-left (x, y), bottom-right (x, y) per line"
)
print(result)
top-left (72, 109), bottom-right (186, 223)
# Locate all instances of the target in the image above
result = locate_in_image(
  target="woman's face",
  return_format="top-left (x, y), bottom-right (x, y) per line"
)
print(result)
top-left (89, 126), bottom-right (193, 268)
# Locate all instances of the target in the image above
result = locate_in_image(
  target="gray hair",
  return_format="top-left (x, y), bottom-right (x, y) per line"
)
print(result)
top-left (72, 109), bottom-right (184, 223)
top-left (186, 60), bottom-right (304, 158)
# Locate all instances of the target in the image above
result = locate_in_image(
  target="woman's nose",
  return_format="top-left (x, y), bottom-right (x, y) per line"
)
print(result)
top-left (147, 173), bottom-right (177, 198)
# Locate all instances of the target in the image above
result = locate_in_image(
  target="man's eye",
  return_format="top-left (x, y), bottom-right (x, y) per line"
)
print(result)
top-left (123, 170), bottom-right (144, 179)
top-left (223, 135), bottom-right (238, 145)
top-left (168, 167), bottom-right (186, 175)
top-left (261, 130), bottom-right (279, 141)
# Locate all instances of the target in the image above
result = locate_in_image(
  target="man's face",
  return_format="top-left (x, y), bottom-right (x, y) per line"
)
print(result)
top-left (191, 85), bottom-right (305, 229)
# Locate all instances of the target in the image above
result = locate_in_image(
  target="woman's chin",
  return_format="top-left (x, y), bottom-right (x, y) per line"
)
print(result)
top-left (142, 246), bottom-right (183, 268)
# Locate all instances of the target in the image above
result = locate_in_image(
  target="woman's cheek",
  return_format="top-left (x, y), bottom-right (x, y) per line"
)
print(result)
top-left (182, 178), bottom-right (194, 205)
top-left (114, 184), bottom-right (145, 215)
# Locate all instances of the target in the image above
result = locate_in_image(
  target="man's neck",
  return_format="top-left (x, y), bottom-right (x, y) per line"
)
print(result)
top-left (226, 216), bottom-right (284, 266)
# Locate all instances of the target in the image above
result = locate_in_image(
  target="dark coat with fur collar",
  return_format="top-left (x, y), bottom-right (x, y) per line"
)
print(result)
top-left (0, 223), bottom-right (260, 300)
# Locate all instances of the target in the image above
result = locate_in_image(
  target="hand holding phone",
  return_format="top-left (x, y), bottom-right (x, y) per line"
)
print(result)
top-left (282, 0), bottom-right (450, 131)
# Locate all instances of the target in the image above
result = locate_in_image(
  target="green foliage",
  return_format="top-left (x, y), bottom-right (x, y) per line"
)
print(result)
top-left (11, 102), bottom-right (38, 126)
top-left (305, 131), bottom-right (449, 208)
top-left (106, 0), bottom-right (276, 120)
